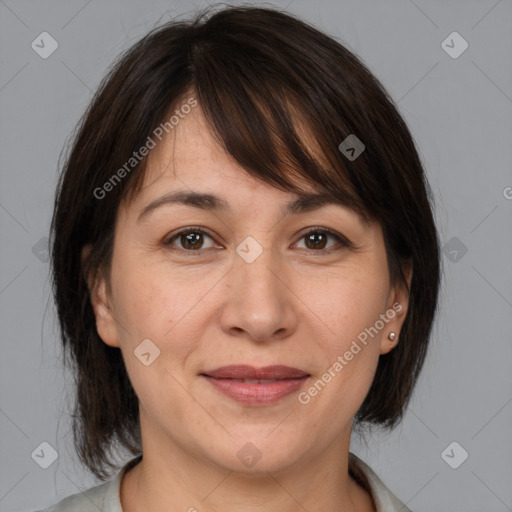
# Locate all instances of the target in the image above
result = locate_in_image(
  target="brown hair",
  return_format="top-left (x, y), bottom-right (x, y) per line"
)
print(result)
top-left (50, 5), bottom-right (441, 480)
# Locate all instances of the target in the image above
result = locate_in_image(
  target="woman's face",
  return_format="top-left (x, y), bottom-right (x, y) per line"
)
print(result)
top-left (88, 102), bottom-right (410, 473)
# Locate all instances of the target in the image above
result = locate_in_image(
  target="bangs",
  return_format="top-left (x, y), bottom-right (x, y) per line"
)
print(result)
top-left (198, 79), bottom-right (373, 225)
top-left (122, 36), bottom-right (376, 226)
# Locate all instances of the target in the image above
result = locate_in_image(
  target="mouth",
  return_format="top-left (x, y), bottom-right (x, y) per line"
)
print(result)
top-left (200, 365), bottom-right (311, 405)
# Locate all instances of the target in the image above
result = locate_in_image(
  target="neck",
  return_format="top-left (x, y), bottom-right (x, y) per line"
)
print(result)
top-left (120, 415), bottom-right (375, 512)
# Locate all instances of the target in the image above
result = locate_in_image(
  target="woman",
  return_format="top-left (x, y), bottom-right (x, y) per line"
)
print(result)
top-left (37, 5), bottom-right (440, 512)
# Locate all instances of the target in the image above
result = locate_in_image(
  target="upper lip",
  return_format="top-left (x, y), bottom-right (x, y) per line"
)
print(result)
top-left (201, 365), bottom-right (309, 380)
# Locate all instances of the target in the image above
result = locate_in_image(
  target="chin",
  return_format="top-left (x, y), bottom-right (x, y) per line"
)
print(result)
top-left (201, 430), bottom-right (307, 475)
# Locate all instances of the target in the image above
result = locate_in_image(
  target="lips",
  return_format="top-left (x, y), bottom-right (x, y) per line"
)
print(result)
top-left (200, 365), bottom-right (310, 405)
top-left (202, 365), bottom-right (309, 380)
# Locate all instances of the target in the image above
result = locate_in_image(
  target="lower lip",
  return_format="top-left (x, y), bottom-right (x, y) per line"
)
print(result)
top-left (202, 376), bottom-right (310, 405)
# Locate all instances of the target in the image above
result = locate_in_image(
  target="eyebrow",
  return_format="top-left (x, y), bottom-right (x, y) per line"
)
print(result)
top-left (136, 189), bottom-right (358, 223)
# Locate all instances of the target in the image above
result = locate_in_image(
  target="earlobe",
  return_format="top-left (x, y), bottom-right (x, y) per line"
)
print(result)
top-left (392, 259), bottom-right (413, 316)
top-left (380, 261), bottom-right (413, 355)
top-left (81, 245), bottom-right (120, 348)
top-left (92, 282), bottom-right (121, 349)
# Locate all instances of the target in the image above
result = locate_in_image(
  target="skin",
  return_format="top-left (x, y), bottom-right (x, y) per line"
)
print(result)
top-left (85, 100), bottom-right (412, 512)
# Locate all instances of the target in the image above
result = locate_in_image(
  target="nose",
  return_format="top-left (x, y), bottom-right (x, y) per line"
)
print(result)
top-left (218, 242), bottom-right (299, 344)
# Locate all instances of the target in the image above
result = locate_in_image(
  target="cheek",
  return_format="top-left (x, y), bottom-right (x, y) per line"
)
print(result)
top-left (110, 249), bottom-right (194, 338)
top-left (110, 248), bottom-right (216, 382)
top-left (300, 263), bottom-right (389, 412)
top-left (297, 272), bottom-right (386, 422)
top-left (110, 258), bottom-right (199, 417)
top-left (307, 265), bottom-right (389, 348)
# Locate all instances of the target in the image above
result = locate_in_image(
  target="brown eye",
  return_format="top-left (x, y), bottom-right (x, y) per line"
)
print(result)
top-left (179, 231), bottom-right (204, 250)
top-left (163, 226), bottom-right (351, 255)
top-left (164, 228), bottom-right (216, 251)
top-left (295, 227), bottom-right (352, 253)
top-left (304, 231), bottom-right (328, 250)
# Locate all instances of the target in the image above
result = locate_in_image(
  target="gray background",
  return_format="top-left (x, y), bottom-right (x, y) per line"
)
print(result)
top-left (1, 0), bottom-right (511, 511)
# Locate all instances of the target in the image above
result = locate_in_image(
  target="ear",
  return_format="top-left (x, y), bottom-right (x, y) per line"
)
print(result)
top-left (380, 259), bottom-right (413, 355)
top-left (81, 244), bottom-right (120, 348)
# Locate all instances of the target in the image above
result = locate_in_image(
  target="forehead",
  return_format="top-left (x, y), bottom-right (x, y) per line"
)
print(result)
top-left (119, 99), bottom-right (373, 231)
top-left (132, 103), bottom-right (323, 205)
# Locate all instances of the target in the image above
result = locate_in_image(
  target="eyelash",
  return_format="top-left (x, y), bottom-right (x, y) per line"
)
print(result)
top-left (163, 226), bottom-right (353, 255)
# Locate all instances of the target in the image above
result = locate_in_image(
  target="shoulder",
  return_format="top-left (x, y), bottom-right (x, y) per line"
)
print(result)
top-left (348, 452), bottom-right (413, 512)
top-left (32, 478), bottom-right (119, 512)
top-left (31, 457), bottom-right (140, 512)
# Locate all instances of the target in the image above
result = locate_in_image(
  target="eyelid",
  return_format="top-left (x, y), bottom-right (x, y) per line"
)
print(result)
top-left (295, 225), bottom-right (354, 251)
top-left (163, 225), bottom-right (354, 253)
top-left (163, 226), bottom-right (220, 250)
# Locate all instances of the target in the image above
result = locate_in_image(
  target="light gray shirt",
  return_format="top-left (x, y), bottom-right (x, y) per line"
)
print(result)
top-left (34, 452), bottom-right (412, 512)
